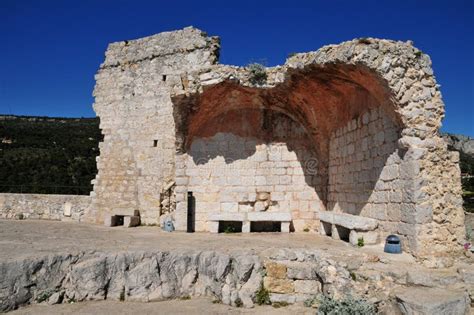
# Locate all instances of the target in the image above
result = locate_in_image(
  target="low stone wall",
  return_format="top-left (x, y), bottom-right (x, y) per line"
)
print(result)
top-left (0, 193), bottom-right (90, 222)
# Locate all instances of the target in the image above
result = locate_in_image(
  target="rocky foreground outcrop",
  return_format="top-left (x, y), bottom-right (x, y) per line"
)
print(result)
top-left (0, 250), bottom-right (262, 312)
top-left (0, 248), bottom-right (472, 314)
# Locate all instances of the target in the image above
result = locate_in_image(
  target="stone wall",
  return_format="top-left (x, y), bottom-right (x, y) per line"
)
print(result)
top-left (0, 193), bottom-right (90, 221)
top-left (88, 27), bottom-right (219, 225)
top-left (327, 106), bottom-right (407, 244)
top-left (328, 106), bottom-right (400, 216)
top-left (177, 109), bottom-right (325, 232)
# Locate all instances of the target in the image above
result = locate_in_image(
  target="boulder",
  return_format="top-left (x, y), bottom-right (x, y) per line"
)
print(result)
top-left (395, 287), bottom-right (470, 315)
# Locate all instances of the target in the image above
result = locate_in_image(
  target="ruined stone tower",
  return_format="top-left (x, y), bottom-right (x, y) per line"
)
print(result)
top-left (87, 27), bottom-right (465, 260)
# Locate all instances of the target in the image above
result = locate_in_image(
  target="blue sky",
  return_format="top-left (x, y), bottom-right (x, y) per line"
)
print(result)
top-left (1, 0), bottom-right (473, 136)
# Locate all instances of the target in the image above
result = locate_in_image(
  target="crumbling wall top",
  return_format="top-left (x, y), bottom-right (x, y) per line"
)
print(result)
top-left (101, 26), bottom-right (220, 68)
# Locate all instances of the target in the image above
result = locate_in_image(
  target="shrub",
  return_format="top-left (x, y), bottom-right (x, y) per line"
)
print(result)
top-left (272, 301), bottom-right (289, 308)
top-left (303, 227), bottom-right (310, 232)
top-left (255, 285), bottom-right (271, 305)
top-left (357, 237), bottom-right (364, 247)
top-left (35, 290), bottom-right (54, 303)
top-left (247, 63), bottom-right (267, 85)
top-left (357, 38), bottom-right (371, 45)
top-left (466, 226), bottom-right (472, 241)
top-left (316, 295), bottom-right (376, 315)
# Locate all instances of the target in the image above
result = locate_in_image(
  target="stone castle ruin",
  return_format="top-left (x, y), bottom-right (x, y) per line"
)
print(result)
top-left (86, 27), bottom-right (465, 259)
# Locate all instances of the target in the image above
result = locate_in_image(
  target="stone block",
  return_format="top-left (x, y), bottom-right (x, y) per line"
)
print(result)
top-left (123, 215), bottom-right (140, 227)
top-left (331, 224), bottom-right (341, 240)
top-left (247, 212), bottom-right (291, 222)
top-left (221, 202), bottom-right (238, 213)
top-left (63, 202), bottom-right (72, 217)
top-left (380, 165), bottom-right (398, 181)
top-left (265, 262), bottom-right (287, 279)
top-left (319, 211), bottom-right (378, 231)
top-left (286, 262), bottom-right (317, 280)
top-left (208, 221), bottom-right (219, 233)
top-left (281, 222), bottom-right (290, 233)
top-left (238, 204), bottom-right (253, 212)
top-left (294, 280), bottom-right (321, 294)
top-left (349, 230), bottom-right (379, 245)
top-left (208, 213), bottom-right (246, 222)
top-left (254, 201), bottom-right (267, 212)
top-left (104, 215), bottom-right (117, 227)
top-left (269, 293), bottom-right (296, 304)
top-left (264, 277), bottom-right (294, 294)
top-left (242, 221), bottom-right (250, 233)
top-left (395, 287), bottom-right (470, 315)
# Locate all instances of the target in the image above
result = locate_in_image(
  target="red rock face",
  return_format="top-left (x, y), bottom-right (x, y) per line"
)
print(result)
top-left (177, 64), bottom-right (400, 161)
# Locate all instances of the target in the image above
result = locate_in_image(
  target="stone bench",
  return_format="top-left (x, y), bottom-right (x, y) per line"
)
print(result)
top-left (208, 212), bottom-right (291, 233)
top-left (104, 210), bottom-right (141, 228)
top-left (319, 211), bottom-right (379, 245)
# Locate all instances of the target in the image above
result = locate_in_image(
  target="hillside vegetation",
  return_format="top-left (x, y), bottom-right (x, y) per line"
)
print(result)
top-left (0, 116), bottom-right (101, 195)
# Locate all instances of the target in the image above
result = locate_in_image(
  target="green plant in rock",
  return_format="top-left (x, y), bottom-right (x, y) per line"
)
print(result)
top-left (466, 225), bottom-right (472, 241)
top-left (316, 295), bottom-right (376, 315)
top-left (272, 301), bottom-right (289, 308)
top-left (303, 227), bottom-right (310, 232)
top-left (255, 285), bottom-right (271, 305)
top-left (357, 237), bottom-right (364, 247)
top-left (350, 271), bottom-right (357, 281)
top-left (304, 295), bottom-right (318, 308)
top-left (36, 290), bottom-right (54, 303)
top-left (357, 37), bottom-right (372, 45)
top-left (223, 225), bottom-right (236, 234)
top-left (247, 63), bottom-right (267, 85)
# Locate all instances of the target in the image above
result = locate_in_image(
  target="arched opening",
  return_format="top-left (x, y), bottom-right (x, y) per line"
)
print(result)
top-left (172, 63), bottom-right (403, 234)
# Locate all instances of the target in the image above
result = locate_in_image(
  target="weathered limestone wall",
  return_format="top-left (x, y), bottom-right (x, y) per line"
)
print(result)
top-left (328, 106), bottom-right (400, 216)
top-left (88, 28), bottom-right (219, 224)
top-left (327, 106), bottom-right (406, 244)
top-left (0, 193), bottom-right (90, 221)
top-left (179, 109), bottom-right (325, 232)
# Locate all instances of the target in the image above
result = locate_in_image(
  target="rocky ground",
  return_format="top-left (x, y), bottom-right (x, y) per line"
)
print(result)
top-left (0, 219), bottom-right (408, 262)
top-left (9, 298), bottom-right (313, 315)
top-left (0, 220), bottom-right (472, 314)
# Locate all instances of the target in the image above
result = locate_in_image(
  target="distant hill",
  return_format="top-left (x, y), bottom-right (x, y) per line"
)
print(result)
top-left (0, 115), bottom-right (101, 195)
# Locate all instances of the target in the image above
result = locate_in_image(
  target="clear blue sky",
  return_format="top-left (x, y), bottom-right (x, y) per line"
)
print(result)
top-left (1, 0), bottom-right (473, 136)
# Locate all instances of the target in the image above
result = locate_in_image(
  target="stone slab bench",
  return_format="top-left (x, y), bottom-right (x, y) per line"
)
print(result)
top-left (208, 212), bottom-right (291, 233)
top-left (319, 211), bottom-right (379, 245)
top-left (104, 210), bottom-right (141, 228)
